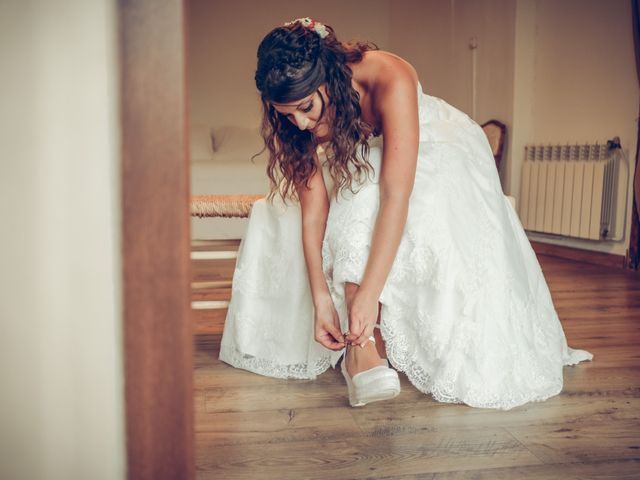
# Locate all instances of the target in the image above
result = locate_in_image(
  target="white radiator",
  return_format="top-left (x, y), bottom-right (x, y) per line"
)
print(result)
top-left (518, 143), bottom-right (618, 240)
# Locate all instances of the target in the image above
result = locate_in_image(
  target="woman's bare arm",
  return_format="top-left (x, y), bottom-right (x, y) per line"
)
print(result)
top-left (296, 156), bottom-right (345, 350)
top-left (348, 70), bottom-right (419, 346)
top-left (296, 157), bottom-right (331, 306)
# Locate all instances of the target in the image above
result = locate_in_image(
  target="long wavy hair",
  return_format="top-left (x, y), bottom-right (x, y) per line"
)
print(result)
top-left (254, 20), bottom-right (378, 200)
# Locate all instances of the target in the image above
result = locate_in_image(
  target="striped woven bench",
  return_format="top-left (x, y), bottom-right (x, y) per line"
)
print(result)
top-left (190, 194), bottom-right (264, 313)
top-left (190, 194), bottom-right (264, 219)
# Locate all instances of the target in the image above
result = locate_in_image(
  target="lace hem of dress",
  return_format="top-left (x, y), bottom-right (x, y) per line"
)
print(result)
top-left (219, 342), bottom-right (333, 380)
top-left (378, 308), bottom-right (593, 410)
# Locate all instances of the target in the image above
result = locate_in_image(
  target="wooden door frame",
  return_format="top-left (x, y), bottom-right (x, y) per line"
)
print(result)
top-left (628, 138), bottom-right (640, 270)
top-left (115, 2), bottom-right (638, 478)
top-left (628, 0), bottom-right (640, 270)
top-left (120, 0), bottom-right (195, 479)
top-left (627, 102), bottom-right (640, 270)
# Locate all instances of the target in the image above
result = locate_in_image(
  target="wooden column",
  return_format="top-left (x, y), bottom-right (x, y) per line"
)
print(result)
top-left (119, 0), bottom-right (194, 478)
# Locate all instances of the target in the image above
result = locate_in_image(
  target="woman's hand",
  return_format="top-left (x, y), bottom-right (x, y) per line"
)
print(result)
top-left (314, 295), bottom-right (345, 351)
top-left (345, 289), bottom-right (379, 348)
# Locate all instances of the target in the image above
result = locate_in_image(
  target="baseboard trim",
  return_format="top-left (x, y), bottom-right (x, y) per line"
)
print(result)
top-left (530, 241), bottom-right (627, 269)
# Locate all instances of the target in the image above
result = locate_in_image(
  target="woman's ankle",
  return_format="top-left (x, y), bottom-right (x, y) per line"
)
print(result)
top-left (373, 327), bottom-right (387, 359)
top-left (345, 341), bottom-right (382, 373)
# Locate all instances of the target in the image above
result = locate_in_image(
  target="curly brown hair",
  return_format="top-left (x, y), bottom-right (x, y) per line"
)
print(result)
top-left (254, 21), bottom-right (378, 200)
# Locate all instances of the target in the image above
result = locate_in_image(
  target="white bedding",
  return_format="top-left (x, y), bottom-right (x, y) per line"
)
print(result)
top-left (190, 125), bottom-right (269, 239)
top-left (190, 124), bottom-right (516, 240)
top-left (191, 158), bottom-right (269, 239)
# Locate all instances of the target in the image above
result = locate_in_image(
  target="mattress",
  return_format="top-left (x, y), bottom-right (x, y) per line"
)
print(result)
top-left (191, 156), bottom-right (269, 239)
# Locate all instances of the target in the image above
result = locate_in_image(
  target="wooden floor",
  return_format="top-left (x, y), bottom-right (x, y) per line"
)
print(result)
top-left (193, 242), bottom-right (640, 479)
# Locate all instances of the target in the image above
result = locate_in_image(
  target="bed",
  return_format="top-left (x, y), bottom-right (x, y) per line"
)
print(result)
top-left (191, 122), bottom-right (515, 239)
top-left (190, 125), bottom-right (269, 239)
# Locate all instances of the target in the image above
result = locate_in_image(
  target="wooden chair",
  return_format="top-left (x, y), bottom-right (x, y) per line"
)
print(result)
top-left (481, 119), bottom-right (507, 173)
top-left (481, 120), bottom-right (516, 210)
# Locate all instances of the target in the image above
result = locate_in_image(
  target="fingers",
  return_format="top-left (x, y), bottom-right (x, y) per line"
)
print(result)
top-left (315, 325), bottom-right (346, 351)
top-left (316, 334), bottom-right (344, 351)
top-left (345, 288), bottom-right (380, 347)
top-left (344, 332), bottom-right (359, 345)
top-left (352, 327), bottom-right (375, 348)
top-left (344, 333), bottom-right (358, 346)
top-left (327, 323), bottom-right (346, 346)
top-left (343, 323), bottom-right (373, 348)
top-left (345, 317), bottom-right (362, 344)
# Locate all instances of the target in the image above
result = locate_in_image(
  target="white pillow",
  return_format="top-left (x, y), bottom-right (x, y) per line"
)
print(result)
top-left (190, 124), bottom-right (214, 162)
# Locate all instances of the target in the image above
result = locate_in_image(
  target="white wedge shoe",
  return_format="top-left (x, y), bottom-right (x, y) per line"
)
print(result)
top-left (340, 335), bottom-right (401, 407)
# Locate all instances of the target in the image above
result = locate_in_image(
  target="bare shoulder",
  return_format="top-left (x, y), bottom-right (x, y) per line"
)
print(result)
top-left (352, 50), bottom-right (419, 95)
top-left (350, 51), bottom-right (419, 121)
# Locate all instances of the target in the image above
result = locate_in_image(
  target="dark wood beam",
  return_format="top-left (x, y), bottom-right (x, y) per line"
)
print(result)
top-left (119, 0), bottom-right (194, 478)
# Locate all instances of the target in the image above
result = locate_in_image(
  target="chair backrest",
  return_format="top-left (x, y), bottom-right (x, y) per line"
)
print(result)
top-left (481, 120), bottom-right (507, 173)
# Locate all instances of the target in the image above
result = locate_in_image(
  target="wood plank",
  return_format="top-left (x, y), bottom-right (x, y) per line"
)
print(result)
top-left (560, 366), bottom-right (640, 396)
top-left (507, 418), bottom-right (640, 464)
top-left (196, 428), bottom-right (541, 480)
top-left (202, 374), bottom-right (354, 413)
top-left (192, 309), bottom-right (226, 335)
top-left (120, 1), bottom-right (193, 479)
top-left (191, 280), bottom-right (232, 289)
top-left (193, 242), bottom-right (640, 479)
top-left (347, 396), bottom-right (640, 436)
top-left (195, 406), bottom-right (361, 443)
top-left (532, 241), bottom-right (628, 269)
top-left (415, 459), bottom-right (640, 480)
top-left (191, 258), bottom-right (235, 283)
top-left (191, 239), bottom-right (241, 251)
top-left (191, 287), bottom-right (231, 301)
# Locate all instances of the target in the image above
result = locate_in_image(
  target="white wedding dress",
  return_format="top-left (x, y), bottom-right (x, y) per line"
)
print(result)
top-left (219, 82), bottom-right (592, 410)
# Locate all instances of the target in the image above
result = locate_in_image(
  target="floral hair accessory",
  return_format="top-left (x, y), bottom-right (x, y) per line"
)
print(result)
top-left (284, 17), bottom-right (329, 39)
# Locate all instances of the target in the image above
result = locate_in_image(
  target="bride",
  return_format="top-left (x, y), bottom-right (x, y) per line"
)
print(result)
top-left (218, 17), bottom-right (592, 409)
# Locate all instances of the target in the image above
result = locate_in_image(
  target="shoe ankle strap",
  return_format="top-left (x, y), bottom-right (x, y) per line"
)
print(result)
top-left (345, 336), bottom-right (376, 345)
top-left (344, 332), bottom-right (377, 344)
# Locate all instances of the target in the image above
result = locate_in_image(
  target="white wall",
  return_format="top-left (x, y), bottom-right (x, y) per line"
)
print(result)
top-left (389, 0), bottom-right (516, 188)
top-left (0, 1), bottom-right (125, 479)
top-left (189, 0), bottom-right (391, 129)
top-left (189, 0), bottom-right (515, 136)
top-left (189, 0), bottom-right (638, 255)
top-left (510, 0), bottom-right (638, 256)
top-left (389, 0), bottom-right (516, 123)
top-left (189, 0), bottom-right (391, 239)
top-left (189, 0), bottom-right (516, 201)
